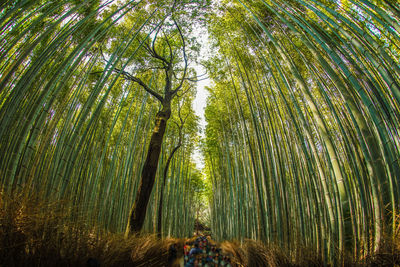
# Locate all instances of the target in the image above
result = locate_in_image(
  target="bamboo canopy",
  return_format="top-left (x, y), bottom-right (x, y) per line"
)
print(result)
top-left (0, 0), bottom-right (399, 263)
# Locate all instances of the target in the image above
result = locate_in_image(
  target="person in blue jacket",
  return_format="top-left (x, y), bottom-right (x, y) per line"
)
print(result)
top-left (189, 242), bottom-right (203, 257)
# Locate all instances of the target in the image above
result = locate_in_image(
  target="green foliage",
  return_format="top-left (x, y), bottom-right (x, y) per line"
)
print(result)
top-left (1, 0), bottom-right (400, 264)
top-left (0, 0), bottom-right (206, 238)
top-left (204, 0), bottom-right (400, 263)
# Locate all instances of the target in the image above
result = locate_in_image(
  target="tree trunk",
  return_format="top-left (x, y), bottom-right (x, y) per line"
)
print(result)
top-left (126, 107), bottom-right (171, 235)
top-left (157, 143), bottom-right (181, 238)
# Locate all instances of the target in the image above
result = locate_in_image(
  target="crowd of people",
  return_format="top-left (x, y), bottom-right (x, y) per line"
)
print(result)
top-left (183, 236), bottom-right (232, 267)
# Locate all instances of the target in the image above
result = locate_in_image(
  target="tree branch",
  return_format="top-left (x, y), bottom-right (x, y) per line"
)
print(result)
top-left (177, 99), bottom-right (190, 126)
top-left (176, 84), bottom-right (193, 98)
top-left (150, 24), bottom-right (171, 66)
top-left (184, 73), bottom-right (209, 82)
top-left (91, 46), bottom-right (164, 102)
top-left (163, 30), bottom-right (174, 63)
top-left (114, 68), bottom-right (164, 102)
top-left (138, 36), bottom-right (156, 58)
top-left (171, 18), bottom-right (188, 96)
top-left (186, 77), bottom-right (209, 82)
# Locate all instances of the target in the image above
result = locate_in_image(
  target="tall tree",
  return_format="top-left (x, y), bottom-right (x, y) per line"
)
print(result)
top-left (110, 0), bottom-right (210, 236)
top-left (117, 17), bottom-right (191, 234)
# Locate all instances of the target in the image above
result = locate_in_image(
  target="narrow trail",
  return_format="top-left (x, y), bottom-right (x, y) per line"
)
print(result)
top-left (181, 236), bottom-right (233, 267)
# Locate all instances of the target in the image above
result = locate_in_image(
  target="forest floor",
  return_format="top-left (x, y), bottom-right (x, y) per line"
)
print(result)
top-left (1, 192), bottom-right (400, 266)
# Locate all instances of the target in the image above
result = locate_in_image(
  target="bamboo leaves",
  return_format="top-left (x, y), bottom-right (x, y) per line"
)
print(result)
top-left (204, 0), bottom-right (400, 262)
top-left (0, 0), bottom-right (201, 237)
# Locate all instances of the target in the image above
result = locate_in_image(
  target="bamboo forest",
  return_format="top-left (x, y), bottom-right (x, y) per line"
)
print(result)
top-left (1, 0), bottom-right (400, 266)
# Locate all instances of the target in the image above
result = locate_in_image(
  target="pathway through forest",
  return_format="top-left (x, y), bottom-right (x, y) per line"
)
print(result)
top-left (180, 236), bottom-right (233, 267)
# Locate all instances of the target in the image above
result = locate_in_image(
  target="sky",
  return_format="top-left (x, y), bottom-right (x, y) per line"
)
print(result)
top-left (192, 66), bottom-right (210, 171)
top-left (191, 27), bottom-right (212, 171)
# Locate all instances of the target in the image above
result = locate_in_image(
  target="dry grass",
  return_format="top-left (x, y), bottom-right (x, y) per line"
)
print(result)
top-left (220, 240), bottom-right (292, 267)
top-left (0, 191), bottom-right (182, 266)
top-left (219, 238), bottom-right (400, 267)
top-left (1, 190), bottom-right (400, 266)
top-left (363, 232), bottom-right (400, 267)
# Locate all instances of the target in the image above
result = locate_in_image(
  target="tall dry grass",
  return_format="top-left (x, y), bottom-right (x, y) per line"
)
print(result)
top-left (1, 190), bottom-right (399, 266)
top-left (0, 190), bottom-right (183, 266)
top-left (219, 236), bottom-right (400, 267)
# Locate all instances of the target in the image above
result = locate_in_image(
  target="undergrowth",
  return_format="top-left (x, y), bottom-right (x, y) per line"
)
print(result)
top-left (1, 190), bottom-right (399, 266)
top-left (0, 191), bottom-right (183, 266)
top-left (219, 234), bottom-right (400, 267)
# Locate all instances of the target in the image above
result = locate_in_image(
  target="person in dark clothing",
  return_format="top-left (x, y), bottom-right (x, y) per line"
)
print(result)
top-left (168, 243), bottom-right (178, 265)
top-left (86, 258), bottom-right (100, 267)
